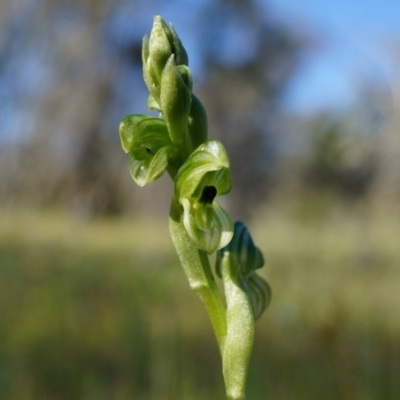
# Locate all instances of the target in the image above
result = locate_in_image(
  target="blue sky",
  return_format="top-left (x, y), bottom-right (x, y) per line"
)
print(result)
top-left (265, 0), bottom-right (400, 114)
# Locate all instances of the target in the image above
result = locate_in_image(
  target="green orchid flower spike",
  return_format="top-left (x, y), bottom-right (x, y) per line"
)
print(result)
top-left (119, 16), bottom-right (271, 400)
top-left (175, 140), bottom-right (234, 253)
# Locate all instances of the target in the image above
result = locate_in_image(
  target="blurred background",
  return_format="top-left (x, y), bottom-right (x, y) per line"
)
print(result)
top-left (1, 0), bottom-right (400, 399)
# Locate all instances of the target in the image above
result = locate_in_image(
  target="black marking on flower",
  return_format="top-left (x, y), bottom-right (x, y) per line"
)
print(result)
top-left (199, 186), bottom-right (217, 204)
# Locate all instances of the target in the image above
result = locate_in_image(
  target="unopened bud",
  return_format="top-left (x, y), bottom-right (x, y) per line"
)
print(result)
top-left (160, 55), bottom-right (192, 156)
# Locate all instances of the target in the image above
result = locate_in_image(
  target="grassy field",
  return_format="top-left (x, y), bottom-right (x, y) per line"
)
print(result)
top-left (0, 206), bottom-right (399, 399)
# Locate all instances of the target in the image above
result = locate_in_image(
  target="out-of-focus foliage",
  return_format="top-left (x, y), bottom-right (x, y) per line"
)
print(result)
top-left (302, 117), bottom-right (377, 199)
top-left (271, 77), bottom-right (399, 219)
top-left (0, 0), bottom-right (158, 216)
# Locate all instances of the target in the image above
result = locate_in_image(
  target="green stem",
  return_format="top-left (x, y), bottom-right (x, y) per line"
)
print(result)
top-left (220, 252), bottom-right (255, 400)
top-left (169, 199), bottom-right (227, 353)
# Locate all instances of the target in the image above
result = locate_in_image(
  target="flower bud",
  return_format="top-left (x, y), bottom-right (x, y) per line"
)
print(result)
top-left (160, 55), bottom-right (192, 157)
top-left (216, 221), bottom-right (271, 320)
top-left (148, 16), bottom-right (173, 82)
top-left (143, 16), bottom-right (189, 105)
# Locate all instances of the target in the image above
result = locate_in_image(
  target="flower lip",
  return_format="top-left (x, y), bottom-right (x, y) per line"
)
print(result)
top-left (199, 185), bottom-right (217, 204)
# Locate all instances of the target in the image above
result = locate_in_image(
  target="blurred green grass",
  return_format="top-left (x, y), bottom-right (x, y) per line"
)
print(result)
top-left (0, 207), bottom-right (399, 400)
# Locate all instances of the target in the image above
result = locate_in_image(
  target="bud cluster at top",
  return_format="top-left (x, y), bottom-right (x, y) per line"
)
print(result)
top-left (119, 16), bottom-right (233, 253)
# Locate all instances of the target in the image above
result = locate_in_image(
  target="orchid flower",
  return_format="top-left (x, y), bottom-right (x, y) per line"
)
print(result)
top-left (175, 140), bottom-right (234, 253)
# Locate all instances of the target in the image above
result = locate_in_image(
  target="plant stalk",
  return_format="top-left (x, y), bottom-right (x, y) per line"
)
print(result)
top-left (220, 252), bottom-right (255, 400)
top-left (169, 199), bottom-right (227, 353)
